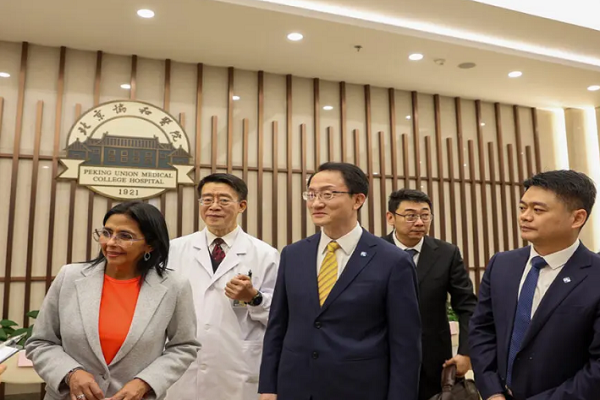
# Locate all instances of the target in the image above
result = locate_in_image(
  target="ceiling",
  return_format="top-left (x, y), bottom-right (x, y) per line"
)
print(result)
top-left (1, 0), bottom-right (600, 108)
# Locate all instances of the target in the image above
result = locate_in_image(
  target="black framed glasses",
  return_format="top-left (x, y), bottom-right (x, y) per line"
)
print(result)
top-left (393, 212), bottom-right (433, 223)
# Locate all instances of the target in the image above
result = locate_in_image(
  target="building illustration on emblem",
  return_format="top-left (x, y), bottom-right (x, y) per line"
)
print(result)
top-left (59, 100), bottom-right (194, 200)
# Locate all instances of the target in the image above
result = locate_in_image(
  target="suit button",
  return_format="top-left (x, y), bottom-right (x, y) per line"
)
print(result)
top-left (312, 351), bottom-right (319, 359)
top-left (314, 321), bottom-right (321, 329)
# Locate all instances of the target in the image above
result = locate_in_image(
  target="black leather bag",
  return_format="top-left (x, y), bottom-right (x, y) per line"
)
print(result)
top-left (427, 365), bottom-right (480, 400)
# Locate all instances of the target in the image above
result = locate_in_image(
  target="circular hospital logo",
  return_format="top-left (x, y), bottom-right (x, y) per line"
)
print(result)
top-left (59, 100), bottom-right (194, 200)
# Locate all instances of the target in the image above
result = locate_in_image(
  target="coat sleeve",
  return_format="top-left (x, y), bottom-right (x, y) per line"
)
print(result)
top-left (25, 265), bottom-right (83, 396)
top-left (247, 247), bottom-right (281, 325)
top-left (135, 278), bottom-right (201, 399)
top-left (258, 246), bottom-right (289, 394)
top-left (387, 251), bottom-right (422, 400)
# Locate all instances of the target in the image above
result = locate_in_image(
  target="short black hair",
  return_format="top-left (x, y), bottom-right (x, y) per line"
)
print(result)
top-left (307, 162), bottom-right (369, 197)
top-left (197, 173), bottom-right (248, 201)
top-left (523, 170), bottom-right (596, 220)
top-left (88, 201), bottom-right (170, 283)
top-left (388, 189), bottom-right (433, 213)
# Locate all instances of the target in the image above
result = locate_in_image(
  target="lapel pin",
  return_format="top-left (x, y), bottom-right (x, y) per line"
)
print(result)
top-left (563, 277), bottom-right (571, 283)
top-left (360, 252), bottom-right (367, 257)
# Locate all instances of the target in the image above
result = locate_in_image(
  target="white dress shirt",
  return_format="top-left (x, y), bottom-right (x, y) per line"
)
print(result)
top-left (519, 239), bottom-right (580, 316)
top-left (206, 225), bottom-right (240, 256)
top-left (392, 232), bottom-right (424, 265)
top-left (317, 223), bottom-right (364, 278)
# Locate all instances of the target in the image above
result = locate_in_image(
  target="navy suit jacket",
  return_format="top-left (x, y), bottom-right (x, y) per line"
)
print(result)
top-left (259, 229), bottom-right (422, 400)
top-left (469, 243), bottom-right (600, 400)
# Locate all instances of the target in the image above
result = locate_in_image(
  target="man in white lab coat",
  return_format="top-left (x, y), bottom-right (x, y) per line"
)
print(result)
top-left (166, 173), bottom-right (280, 400)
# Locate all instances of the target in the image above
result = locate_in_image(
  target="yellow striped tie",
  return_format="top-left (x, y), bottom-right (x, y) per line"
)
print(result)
top-left (318, 241), bottom-right (340, 306)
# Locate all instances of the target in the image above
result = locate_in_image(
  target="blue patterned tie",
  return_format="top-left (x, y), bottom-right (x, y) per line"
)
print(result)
top-left (405, 248), bottom-right (418, 259)
top-left (506, 256), bottom-right (547, 387)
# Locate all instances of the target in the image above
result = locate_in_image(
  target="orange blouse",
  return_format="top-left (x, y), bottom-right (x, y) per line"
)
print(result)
top-left (98, 274), bottom-right (141, 365)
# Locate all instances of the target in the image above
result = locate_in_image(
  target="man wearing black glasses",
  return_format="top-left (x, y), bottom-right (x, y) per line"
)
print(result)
top-left (383, 189), bottom-right (477, 400)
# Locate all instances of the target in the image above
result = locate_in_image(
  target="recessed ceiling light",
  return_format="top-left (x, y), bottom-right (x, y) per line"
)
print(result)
top-left (232, 95), bottom-right (241, 101)
top-left (121, 83), bottom-right (131, 89)
top-left (409, 53), bottom-right (424, 61)
top-left (0, 72), bottom-right (10, 78)
top-left (42, 166), bottom-right (50, 169)
top-left (137, 9), bottom-right (155, 18)
top-left (480, 122), bottom-right (486, 126)
top-left (323, 105), bottom-right (333, 111)
top-left (405, 115), bottom-right (411, 120)
top-left (508, 71), bottom-right (523, 78)
top-left (287, 32), bottom-right (303, 41)
top-left (587, 85), bottom-right (600, 91)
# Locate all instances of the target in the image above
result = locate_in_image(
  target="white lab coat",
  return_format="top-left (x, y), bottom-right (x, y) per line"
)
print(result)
top-left (165, 227), bottom-right (280, 400)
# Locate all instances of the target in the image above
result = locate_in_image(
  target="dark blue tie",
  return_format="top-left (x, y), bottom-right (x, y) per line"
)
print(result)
top-left (506, 256), bottom-right (547, 387)
top-left (405, 248), bottom-right (418, 259)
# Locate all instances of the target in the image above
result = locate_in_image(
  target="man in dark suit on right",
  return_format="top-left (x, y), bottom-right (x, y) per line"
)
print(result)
top-left (383, 189), bottom-right (477, 400)
top-left (470, 170), bottom-right (600, 400)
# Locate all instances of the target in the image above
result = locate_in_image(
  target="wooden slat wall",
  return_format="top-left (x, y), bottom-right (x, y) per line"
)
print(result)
top-left (0, 44), bottom-right (545, 339)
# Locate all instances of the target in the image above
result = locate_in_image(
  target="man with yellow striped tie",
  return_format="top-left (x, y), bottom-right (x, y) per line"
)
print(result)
top-left (259, 162), bottom-right (421, 400)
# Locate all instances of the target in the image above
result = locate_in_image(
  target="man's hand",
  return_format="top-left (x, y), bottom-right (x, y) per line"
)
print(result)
top-left (225, 275), bottom-right (257, 302)
top-left (443, 354), bottom-right (472, 377)
top-left (108, 378), bottom-right (151, 400)
top-left (0, 364), bottom-right (6, 382)
top-left (68, 370), bottom-right (104, 400)
top-left (259, 394), bottom-right (277, 400)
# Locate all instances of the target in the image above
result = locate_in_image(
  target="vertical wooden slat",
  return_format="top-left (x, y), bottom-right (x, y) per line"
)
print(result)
top-left (433, 95), bottom-right (446, 240)
top-left (455, 97), bottom-right (469, 269)
top-left (446, 138), bottom-right (458, 243)
top-left (488, 142), bottom-right (500, 254)
top-left (85, 51), bottom-right (102, 260)
top-left (531, 108), bottom-right (542, 173)
top-left (411, 91), bottom-right (422, 189)
top-left (327, 127), bottom-right (334, 161)
top-left (425, 136), bottom-right (435, 237)
top-left (389, 88), bottom-right (398, 192)
top-left (159, 58), bottom-right (171, 216)
top-left (227, 67), bottom-right (234, 174)
top-left (0, 98), bottom-right (4, 144)
top-left (67, 104), bottom-right (82, 264)
top-left (340, 82), bottom-right (347, 162)
top-left (494, 103), bottom-right (509, 251)
top-left (130, 55), bottom-right (137, 100)
top-left (177, 113), bottom-right (185, 238)
top-left (379, 131), bottom-right (387, 235)
top-left (193, 64), bottom-right (203, 233)
top-left (475, 100), bottom-right (490, 267)
top-left (211, 116), bottom-right (218, 173)
top-left (301, 124), bottom-right (307, 238)
top-left (402, 134), bottom-right (410, 188)
top-left (507, 144), bottom-right (520, 249)
top-left (513, 105), bottom-right (525, 197)
top-left (4, 42), bottom-right (28, 318)
top-left (468, 140), bottom-right (481, 292)
top-left (257, 71), bottom-right (264, 239)
top-left (242, 118), bottom-right (249, 231)
top-left (46, 46), bottom-right (67, 291)
top-left (526, 146), bottom-right (534, 180)
top-left (23, 101), bottom-right (44, 326)
top-left (272, 121), bottom-right (279, 248)
top-left (366, 116), bottom-right (375, 233)
top-left (314, 78), bottom-right (320, 169)
top-left (286, 75), bottom-right (293, 245)
top-left (354, 129), bottom-right (362, 225)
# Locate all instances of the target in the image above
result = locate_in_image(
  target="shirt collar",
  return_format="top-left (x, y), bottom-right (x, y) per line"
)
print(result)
top-left (206, 225), bottom-right (240, 248)
top-left (319, 222), bottom-right (363, 256)
top-left (528, 239), bottom-right (581, 270)
top-left (393, 231), bottom-right (424, 253)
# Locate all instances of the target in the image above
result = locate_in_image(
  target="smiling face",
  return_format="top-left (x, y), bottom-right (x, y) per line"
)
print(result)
top-left (519, 186), bottom-right (587, 254)
top-left (199, 182), bottom-right (247, 236)
top-left (100, 213), bottom-right (152, 271)
top-left (386, 200), bottom-right (431, 247)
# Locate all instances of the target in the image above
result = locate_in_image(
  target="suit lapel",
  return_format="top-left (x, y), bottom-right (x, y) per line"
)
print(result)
top-left (212, 231), bottom-right (248, 283)
top-left (193, 230), bottom-right (214, 278)
top-left (318, 231), bottom-right (377, 316)
top-left (520, 245), bottom-right (591, 350)
top-left (110, 269), bottom-right (168, 365)
top-left (305, 233), bottom-right (322, 316)
top-left (75, 264), bottom-right (107, 367)
top-left (501, 248), bottom-right (529, 355)
top-left (416, 237), bottom-right (439, 284)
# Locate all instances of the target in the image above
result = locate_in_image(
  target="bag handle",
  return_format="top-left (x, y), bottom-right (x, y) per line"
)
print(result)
top-left (441, 364), bottom-right (457, 392)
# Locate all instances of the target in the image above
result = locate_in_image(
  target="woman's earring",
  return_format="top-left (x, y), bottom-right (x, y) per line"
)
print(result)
top-left (144, 252), bottom-right (151, 261)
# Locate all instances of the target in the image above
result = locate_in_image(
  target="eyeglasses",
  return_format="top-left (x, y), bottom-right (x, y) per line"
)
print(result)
top-left (302, 190), bottom-right (351, 202)
top-left (393, 212), bottom-right (433, 223)
top-left (93, 228), bottom-right (145, 246)
top-left (198, 197), bottom-right (236, 207)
